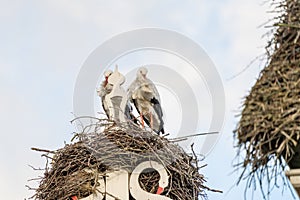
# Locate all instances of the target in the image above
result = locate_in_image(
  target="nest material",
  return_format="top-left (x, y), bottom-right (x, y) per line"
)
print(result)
top-left (31, 119), bottom-right (212, 200)
top-left (235, 0), bottom-right (300, 196)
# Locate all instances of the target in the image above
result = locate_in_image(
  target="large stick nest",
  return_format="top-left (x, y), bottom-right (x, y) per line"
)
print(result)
top-left (30, 119), bottom-right (213, 200)
top-left (234, 0), bottom-right (300, 196)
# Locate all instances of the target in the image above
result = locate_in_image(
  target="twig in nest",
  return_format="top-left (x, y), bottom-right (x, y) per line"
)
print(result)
top-left (31, 148), bottom-right (55, 154)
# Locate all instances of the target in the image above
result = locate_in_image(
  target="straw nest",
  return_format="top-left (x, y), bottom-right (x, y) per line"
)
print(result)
top-left (235, 0), bottom-right (300, 195)
top-left (30, 118), bottom-right (216, 200)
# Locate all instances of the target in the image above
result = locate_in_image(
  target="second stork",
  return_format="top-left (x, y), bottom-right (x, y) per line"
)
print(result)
top-left (128, 67), bottom-right (165, 134)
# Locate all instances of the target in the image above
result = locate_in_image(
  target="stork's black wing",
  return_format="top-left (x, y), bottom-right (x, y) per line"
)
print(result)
top-left (125, 102), bottom-right (138, 124)
top-left (151, 97), bottom-right (165, 134)
top-left (132, 98), bottom-right (151, 127)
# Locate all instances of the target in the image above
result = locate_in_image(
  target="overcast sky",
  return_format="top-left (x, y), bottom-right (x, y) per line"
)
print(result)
top-left (0, 0), bottom-right (296, 199)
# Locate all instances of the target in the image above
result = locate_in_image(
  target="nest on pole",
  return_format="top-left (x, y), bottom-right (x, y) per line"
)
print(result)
top-left (234, 0), bottom-right (300, 196)
top-left (29, 118), bottom-right (217, 200)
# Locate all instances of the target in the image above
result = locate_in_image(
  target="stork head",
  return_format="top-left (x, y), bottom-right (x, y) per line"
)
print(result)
top-left (137, 67), bottom-right (148, 79)
top-left (103, 69), bottom-right (113, 83)
top-left (104, 69), bottom-right (113, 78)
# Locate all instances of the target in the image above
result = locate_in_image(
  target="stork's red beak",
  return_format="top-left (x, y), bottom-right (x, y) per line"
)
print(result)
top-left (104, 76), bottom-right (109, 86)
top-left (71, 196), bottom-right (78, 200)
top-left (156, 186), bottom-right (164, 195)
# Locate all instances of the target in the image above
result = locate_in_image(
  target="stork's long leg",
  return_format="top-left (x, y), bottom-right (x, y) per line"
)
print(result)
top-left (141, 112), bottom-right (145, 128)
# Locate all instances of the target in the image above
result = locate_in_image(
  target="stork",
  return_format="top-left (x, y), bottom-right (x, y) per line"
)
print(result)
top-left (128, 67), bottom-right (165, 134)
top-left (97, 69), bottom-right (113, 118)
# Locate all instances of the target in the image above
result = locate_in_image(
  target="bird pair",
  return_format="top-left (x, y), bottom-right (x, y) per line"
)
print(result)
top-left (98, 67), bottom-right (165, 135)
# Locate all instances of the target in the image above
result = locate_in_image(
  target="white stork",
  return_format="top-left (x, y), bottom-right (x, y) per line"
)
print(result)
top-left (97, 69), bottom-right (113, 118)
top-left (128, 67), bottom-right (165, 134)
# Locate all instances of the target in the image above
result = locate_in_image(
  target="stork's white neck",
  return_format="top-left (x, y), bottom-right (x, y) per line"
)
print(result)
top-left (137, 73), bottom-right (147, 82)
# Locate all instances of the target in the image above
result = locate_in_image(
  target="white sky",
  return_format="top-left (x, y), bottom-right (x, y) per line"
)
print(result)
top-left (0, 0), bottom-right (296, 199)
